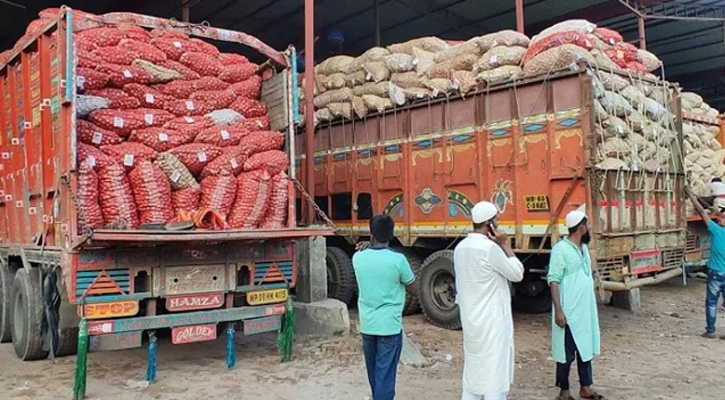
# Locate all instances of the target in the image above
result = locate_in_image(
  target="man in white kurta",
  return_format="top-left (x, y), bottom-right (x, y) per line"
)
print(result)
top-left (454, 201), bottom-right (524, 400)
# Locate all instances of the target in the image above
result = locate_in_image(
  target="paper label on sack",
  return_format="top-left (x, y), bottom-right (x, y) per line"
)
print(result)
top-left (122, 70), bottom-right (133, 78)
top-left (144, 113), bottom-right (154, 125)
top-left (230, 158), bottom-right (238, 169)
top-left (123, 154), bottom-right (134, 167)
top-left (91, 132), bottom-right (103, 144)
top-left (256, 120), bottom-right (264, 128)
top-left (220, 130), bottom-right (230, 140)
top-left (158, 132), bottom-right (169, 142)
top-left (412, 58), bottom-right (419, 66)
top-left (197, 152), bottom-right (207, 162)
top-left (76, 76), bottom-right (85, 89)
top-left (173, 41), bottom-right (182, 49)
top-left (184, 116), bottom-right (195, 123)
top-left (170, 171), bottom-right (181, 182)
top-left (86, 155), bottom-right (96, 167)
top-left (490, 55), bottom-right (498, 65)
top-left (366, 72), bottom-right (372, 81)
top-left (186, 100), bottom-right (195, 110)
top-left (113, 117), bottom-right (125, 128)
top-left (609, 38), bottom-right (616, 45)
top-left (432, 89), bottom-right (439, 97)
top-left (145, 93), bottom-right (155, 104)
top-left (637, 104), bottom-right (644, 114)
top-left (616, 125), bottom-right (624, 134)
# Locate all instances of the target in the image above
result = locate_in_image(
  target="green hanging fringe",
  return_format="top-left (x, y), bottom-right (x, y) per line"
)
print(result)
top-left (73, 318), bottom-right (88, 400)
top-left (276, 298), bottom-right (295, 362)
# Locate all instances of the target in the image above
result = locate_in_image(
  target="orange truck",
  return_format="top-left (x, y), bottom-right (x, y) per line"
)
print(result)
top-left (0, 7), bottom-right (328, 386)
top-left (299, 68), bottom-right (687, 329)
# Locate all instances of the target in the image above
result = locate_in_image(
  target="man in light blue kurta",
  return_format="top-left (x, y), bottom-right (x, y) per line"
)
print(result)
top-left (547, 210), bottom-right (603, 400)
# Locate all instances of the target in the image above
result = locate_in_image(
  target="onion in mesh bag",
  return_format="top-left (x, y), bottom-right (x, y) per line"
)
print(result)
top-left (89, 109), bottom-right (147, 136)
top-left (230, 75), bottom-right (263, 99)
top-left (78, 143), bottom-right (115, 169)
top-left (239, 131), bottom-right (285, 156)
top-left (168, 143), bottom-right (223, 175)
top-left (86, 88), bottom-right (140, 109)
top-left (219, 53), bottom-right (250, 66)
top-left (76, 27), bottom-right (125, 48)
top-left (229, 97), bottom-right (267, 118)
top-left (128, 160), bottom-right (174, 224)
top-left (129, 127), bottom-right (194, 152)
top-left (101, 142), bottom-right (158, 170)
top-left (78, 120), bottom-right (122, 146)
top-left (123, 83), bottom-right (173, 109)
top-left (228, 169), bottom-right (272, 229)
top-left (136, 108), bottom-right (176, 128)
top-left (163, 115), bottom-right (215, 136)
top-left (259, 172), bottom-right (289, 229)
top-left (119, 39), bottom-right (167, 63)
top-left (179, 51), bottom-right (223, 77)
top-left (154, 152), bottom-right (198, 190)
top-left (163, 98), bottom-right (217, 117)
top-left (199, 173), bottom-right (237, 218)
top-left (76, 68), bottom-right (109, 92)
top-left (150, 37), bottom-right (196, 60)
top-left (77, 163), bottom-right (105, 231)
top-left (189, 90), bottom-right (236, 109)
top-left (237, 116), bottom-right (270, 132)
top-left (243, 150), bottom-right (289, 176)
top-left (97, 162), bottom-right (139, 229)
top-left (189, 38), bottom-right (220, 56)
top-left (172, 185), bottom-right (201, 214)
top-left (195, 125), bottom-right (249, 147)
top-left (200, 147), bottom-right (247, 179)
top-left (97, 64), bottom-right (153, 87)
top-left (76, 95), bottom-right (109, 117)
top-left (219, 63), bottom-right (258, 83)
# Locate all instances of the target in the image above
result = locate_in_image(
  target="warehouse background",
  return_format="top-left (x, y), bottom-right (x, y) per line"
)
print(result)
top-left (0, 0), bottom-right (723, 109)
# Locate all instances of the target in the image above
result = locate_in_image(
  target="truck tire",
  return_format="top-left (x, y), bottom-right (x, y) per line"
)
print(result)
top-left (0, 261), bottom-right (14, 343)
top-left (512, 279), bottom-right (552, 314)
top-left (393, 247), bottom-right (423, 316)
top-left (326, 247), bottom-right (356, 306)
top-left (54, 326), bottom-right (79, 357)
top-left (12, 268), bottom-right (48, 360)
top-left (419, 250), bottom-right (461, 330)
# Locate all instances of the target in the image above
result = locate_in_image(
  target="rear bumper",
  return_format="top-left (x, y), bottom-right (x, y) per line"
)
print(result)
top-left (87, 303), bottom-right (286, 335)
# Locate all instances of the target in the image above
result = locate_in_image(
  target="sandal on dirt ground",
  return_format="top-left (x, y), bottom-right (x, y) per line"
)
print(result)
top-left (556, 396), bottom-right (575, 400)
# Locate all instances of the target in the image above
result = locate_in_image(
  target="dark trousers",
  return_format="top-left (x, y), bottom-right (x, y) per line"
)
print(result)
top-left (556, 325), bottom-right (593, 391)
top-left (362, 332), bottom-right (403, 400)
top-left (706, 269), bottom-right (725, 333)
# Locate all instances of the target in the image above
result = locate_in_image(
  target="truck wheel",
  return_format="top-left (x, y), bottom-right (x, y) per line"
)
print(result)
top-left (393, 247), bottom-right (423, 315)
top-left (419, 250), bottom-right (461, 330)
top-left (326, 247), bottom-right (356, 306)
top-left (54, 326), bottom-right (79, 357)
top-left (0, 261), bottom-right (14, 343)
top-left (12, 268), bottom-right (48, 360)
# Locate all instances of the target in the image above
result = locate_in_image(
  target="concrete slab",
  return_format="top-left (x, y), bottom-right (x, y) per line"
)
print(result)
top-left (400, 333), bottom-right (428, 367)
top-left (294, 299), bottom-right (350, 336)
top-left (611, 288), bottom-right (642, 314)
top-left (296, 236), bottom-right (327, 303)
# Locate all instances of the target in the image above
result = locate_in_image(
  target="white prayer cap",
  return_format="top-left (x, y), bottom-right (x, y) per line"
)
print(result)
top-left (471, 201), bottom-right (498, 224)
top-left (565, 210), bottom-right (587, 229)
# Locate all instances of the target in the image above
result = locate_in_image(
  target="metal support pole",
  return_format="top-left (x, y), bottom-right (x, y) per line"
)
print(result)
top-left (515, 0), bottom-right (524, 34)
top-left (638, 16), bottom-right (646, 50)
top-left (374, 0), bottom-right (381, 46)
top-left (182, 0), bottom-right (190, 22)
top-left (304, 0), bottom-right (315, 223)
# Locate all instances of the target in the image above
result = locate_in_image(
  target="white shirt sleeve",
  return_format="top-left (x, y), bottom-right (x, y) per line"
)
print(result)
top-left (487, 243), bottom-right (524, 283)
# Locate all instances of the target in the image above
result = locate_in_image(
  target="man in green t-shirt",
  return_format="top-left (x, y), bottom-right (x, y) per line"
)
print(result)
top-left (353, 215), bottom-right (418, 400)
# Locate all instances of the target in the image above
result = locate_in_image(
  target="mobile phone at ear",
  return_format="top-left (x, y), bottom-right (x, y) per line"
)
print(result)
top-left (487, 222), bottom-right (496, 236)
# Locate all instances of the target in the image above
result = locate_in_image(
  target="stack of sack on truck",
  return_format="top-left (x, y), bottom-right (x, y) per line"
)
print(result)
top-left (680, 92), bottom-right (724, 216)
top-left (4, 8), bottom-right (292, 231)
top-left (302, 19), bottom-right (666, 126)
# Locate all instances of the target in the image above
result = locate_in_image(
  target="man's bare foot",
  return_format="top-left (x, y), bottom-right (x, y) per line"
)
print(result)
top-left (702, 331), bottom-right (717, 339)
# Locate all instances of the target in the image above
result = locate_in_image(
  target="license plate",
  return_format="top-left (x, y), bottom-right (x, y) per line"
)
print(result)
top-left (172, 324), bottom-right (217, 344)
top-left (247, 288), bottom-right (288, 305)
top-left (165, 264), bottom-right (226, 295)
top-left (166, 293), bottom-right (224, 312)
top-left (244, 316), bottom-right (281, 335)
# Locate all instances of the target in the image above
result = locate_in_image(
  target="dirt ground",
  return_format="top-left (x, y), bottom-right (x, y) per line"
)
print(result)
top-left (0, 278), bottom-right (723, 400)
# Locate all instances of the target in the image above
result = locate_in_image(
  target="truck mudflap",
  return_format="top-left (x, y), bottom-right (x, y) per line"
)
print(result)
top-left (73, 301), bottom-right (294, 399)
